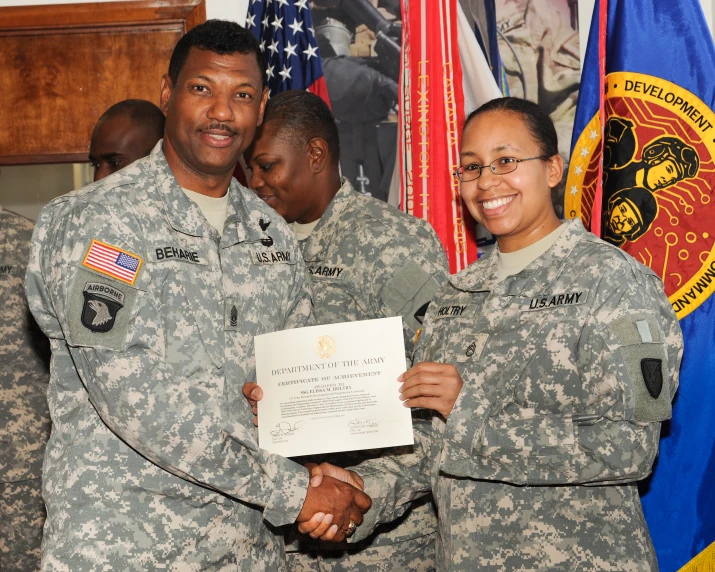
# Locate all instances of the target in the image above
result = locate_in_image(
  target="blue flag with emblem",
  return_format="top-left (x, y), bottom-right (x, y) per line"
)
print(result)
top-left (566, 1), bottom-right (715, 569)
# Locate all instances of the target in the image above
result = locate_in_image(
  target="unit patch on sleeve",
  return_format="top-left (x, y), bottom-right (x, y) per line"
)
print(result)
top-left (81, 282), bottom-right (125, 332)
top-left (522, 291), bottom-right (588, 311)
top-left (641, 358), bottom-right (664, 399)
top-left (82, 239), bottom-right (143, 285)
top-left (414, 301), bottom-right (430, 325)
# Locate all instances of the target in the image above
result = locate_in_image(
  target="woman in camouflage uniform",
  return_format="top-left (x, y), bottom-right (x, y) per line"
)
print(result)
top-left (303, 97), bottom-right (683, 571)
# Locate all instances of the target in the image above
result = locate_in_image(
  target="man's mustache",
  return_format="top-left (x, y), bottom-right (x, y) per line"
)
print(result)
top-left (199, 123), bottom-right (238, 136)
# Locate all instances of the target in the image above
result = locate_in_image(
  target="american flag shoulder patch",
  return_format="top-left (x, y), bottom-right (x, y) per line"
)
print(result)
top-left (82, 239), bottom-right (143, 285)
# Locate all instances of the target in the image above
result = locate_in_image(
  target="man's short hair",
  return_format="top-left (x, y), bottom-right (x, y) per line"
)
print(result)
top-left (93, 99), bottom-right (165, 140)
top-left (263, 90), bottom-right (340, 165)
top-left (168, 19), bottom-right (265, 87)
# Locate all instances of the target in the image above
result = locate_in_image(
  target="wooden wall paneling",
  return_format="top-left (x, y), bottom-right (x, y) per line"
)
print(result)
top-left (0, 0), bottom-right (206, 165)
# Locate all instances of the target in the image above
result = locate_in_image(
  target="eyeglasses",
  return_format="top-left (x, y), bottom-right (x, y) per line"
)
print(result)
top-left (452, 156), bottom-right (550, 182)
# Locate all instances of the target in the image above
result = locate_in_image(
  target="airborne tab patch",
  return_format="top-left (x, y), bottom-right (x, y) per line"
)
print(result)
top-left (81, 282), bottom-right (125, 332)
top-left (523, 291), bottom-right (588, 311)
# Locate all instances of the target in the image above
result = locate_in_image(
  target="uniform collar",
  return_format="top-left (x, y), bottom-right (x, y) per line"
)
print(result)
top-left (301, 177), bottom-right (354, 262)
top-left (148, 141), bottom-right (264, 245)
top-left (450, 218), bottom-right (587, 294)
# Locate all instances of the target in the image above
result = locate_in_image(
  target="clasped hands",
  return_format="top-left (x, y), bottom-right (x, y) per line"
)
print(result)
top-left (245, 361), bottom-right (463, 541)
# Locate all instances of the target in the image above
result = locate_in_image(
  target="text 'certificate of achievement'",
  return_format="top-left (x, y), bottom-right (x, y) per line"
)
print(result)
top-left (255, 316), bottom-right (413, 457)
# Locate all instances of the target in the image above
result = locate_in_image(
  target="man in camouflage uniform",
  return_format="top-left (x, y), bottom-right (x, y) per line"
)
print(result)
top-left (324, 218), bottom-right (683, 570)
top-left (24, 21), bottom-right (369, 571)
top-left (243, 90), bottom-right (449, 571)
top-left (0, 206), bottom-right (51, 571)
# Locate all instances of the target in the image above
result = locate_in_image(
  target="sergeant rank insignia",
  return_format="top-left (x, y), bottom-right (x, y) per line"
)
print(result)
top-left (82, 282), bottom-right (125, 332)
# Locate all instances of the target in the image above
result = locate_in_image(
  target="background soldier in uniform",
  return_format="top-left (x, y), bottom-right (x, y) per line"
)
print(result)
top-left (89, 99), bottom-right (166, 182)
top-left (302, 98), bottom-right (683, 570)
top-left (25, 20), bottom-right (369, 571)
top-left (0, 206), bottom-right (51, 572)
top-left (243, 90), bottom-right (448, 571)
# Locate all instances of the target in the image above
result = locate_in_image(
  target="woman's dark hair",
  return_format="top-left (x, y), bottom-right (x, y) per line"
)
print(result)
top-left (463, 97), bottom-right (559, 157)
top-left (168, 20), bottom-right (265, 87)
top-left (262, 90), bottom-right (341, 166)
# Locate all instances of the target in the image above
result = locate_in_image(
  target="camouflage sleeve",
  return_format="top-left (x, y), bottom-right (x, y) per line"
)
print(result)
top-left (25, 201), bottom-right (310, 527)
top-left (347, 411), bottom-right (434, 542)
top-left (346, 303), bottom-right (440, 542)
top-left (372, 223), bottom-right (449, 360)
top-left (440, 269), bottom-right (683, 486)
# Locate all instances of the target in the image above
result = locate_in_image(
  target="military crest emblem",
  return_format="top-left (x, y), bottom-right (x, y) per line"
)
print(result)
top-left (314, 335), bottom-right (336, 359)
top-left (567, 72), bottom-right (715, 319)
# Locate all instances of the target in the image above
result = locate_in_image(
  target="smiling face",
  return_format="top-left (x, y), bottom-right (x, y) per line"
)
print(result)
top-left (459, 110), bottom-right (563, 252)
top-left (244, 121), bottom-right (331, 224)
top-left (160, 47), bottom-right (268, 191)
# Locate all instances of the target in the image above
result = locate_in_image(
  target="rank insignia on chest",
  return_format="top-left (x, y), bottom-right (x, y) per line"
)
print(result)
top-left (459, 334), bottom-right (488, 362)
top-left (81, 282), bottom-right (125, 332)
top-left (224, 300), bottom-right (242, 330)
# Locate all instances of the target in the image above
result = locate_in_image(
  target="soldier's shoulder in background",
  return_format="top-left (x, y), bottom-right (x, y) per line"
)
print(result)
top-left (1, 208), bottom-right (35, 256)
top-left (348, 188), bottom-right (443, 246)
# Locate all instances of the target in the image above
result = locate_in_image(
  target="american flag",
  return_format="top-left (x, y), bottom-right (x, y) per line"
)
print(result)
top-left (83, 240), bottom-right (143, 285)
top-left (246, 0), bottom-right (330, 102)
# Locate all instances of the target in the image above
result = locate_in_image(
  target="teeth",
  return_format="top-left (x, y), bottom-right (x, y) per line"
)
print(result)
top-left (482, 196), bottom-right (514, 211)
top-left (209, 134), bottom-right (230, 140)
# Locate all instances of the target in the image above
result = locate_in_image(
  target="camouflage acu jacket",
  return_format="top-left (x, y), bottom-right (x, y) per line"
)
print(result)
top-left (351, 218), bottom-right (683, 571)
top-left (0, 208), bottom-right (50, 483)
top-left (25, 143), bottom-right (313, 571)
top-left (290, 179), bottom-right (449, 552)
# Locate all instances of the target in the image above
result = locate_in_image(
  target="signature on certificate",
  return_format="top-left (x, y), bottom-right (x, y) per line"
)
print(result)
top-left (348, 417), bottom-right (379, 429)
top-left (270, 421), bottom-right (303, 437)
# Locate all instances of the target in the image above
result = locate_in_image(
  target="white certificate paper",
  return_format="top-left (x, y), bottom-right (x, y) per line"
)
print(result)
top-left (255, 316), bottom-right (414, 457)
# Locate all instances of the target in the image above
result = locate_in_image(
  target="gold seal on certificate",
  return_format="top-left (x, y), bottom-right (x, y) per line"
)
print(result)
top-left (314, 335), bottom-right (336, 359)
top-left (255, 317), bottom-right (414, 457)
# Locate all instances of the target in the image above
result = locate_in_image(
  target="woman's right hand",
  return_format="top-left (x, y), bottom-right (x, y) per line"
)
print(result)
top-left (398, 361), bottom-right (464, 419)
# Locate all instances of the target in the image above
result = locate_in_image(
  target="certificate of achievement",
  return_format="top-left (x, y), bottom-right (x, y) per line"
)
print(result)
top-left (255, 316), bottom-right (414, 457)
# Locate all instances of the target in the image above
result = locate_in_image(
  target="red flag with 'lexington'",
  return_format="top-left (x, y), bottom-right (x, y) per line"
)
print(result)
top-left (398, 0), bottom-right (474, 274)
